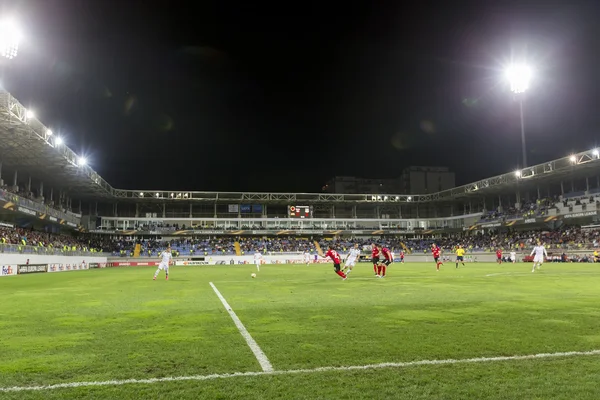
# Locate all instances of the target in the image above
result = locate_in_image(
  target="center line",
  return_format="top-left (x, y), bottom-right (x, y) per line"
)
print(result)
top-left (209, 282), bottom-right (273, 372)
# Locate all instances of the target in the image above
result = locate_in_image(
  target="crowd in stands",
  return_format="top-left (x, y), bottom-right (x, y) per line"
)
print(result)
top-left (0, 225), bottom-right (105, 252)
top-left (102, 225), bottom-right (600, 258)
top-left (480, 194), bottom-right (600, 223)
top-left (1, 222), bottom-right (598, 259)
top-left (479, 197), bottom-right (558, 222)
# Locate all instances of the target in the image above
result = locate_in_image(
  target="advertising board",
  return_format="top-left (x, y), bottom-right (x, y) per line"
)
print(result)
top-left (17, 264), bottom-right (47, 274)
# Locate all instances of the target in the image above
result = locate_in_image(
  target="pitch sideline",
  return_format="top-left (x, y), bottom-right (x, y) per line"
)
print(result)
top-left (209, 282), bottom-right (273, 372)
top-left (1, 349), bottom-right (599, 393)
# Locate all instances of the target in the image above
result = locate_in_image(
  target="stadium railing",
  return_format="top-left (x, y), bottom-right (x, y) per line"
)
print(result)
top-left (0, 243), bottom-right (108, 257)
top-left (0, 189), bottom-right (80, 225)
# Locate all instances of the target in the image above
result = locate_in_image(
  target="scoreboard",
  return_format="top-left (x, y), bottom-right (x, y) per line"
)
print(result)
top-left (288, 205), bottom-right (312, 218)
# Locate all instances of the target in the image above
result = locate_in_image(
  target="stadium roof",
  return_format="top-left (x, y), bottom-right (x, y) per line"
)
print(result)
top-left (0, 90), bottom-right (114, 198)
top-left (1, 88), bottom-right (599, 204)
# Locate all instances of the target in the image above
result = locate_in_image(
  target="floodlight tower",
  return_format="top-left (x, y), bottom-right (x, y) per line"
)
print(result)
top-left (0, 18), bottom-right (21, 60)
top-left (0, 17), bottom-right (21, 88)
top-left (506, 64), bottom-right (532, 168)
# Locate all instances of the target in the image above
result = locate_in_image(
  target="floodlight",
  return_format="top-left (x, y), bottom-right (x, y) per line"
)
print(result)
top-left (46, 129), bottom-right (53, 136)
top-left (515, 170), bottom-right (521, 178)
top-left (26, 110), bottom-right (34, 119)
top-left (407, 196), bottom-right (412, 201)
top-left (570, 155), bottom-right (577, 163)
top-left (139, 192), bottom-right (144, 196)
top-left (54, 136), bottom-right (63, 145)
top-left (78, 157), bottom-right (87, 166)
top-left (593, 149), bottom-right (599, 158)
top-left (505, 64), bottom-right (532, 94)
top-left (0, 18), bottom-right (21, 60)
top-left (155, 193), bottom-right (160, 198)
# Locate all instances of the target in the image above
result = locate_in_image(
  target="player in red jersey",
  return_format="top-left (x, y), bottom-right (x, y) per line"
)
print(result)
top-left (324, 246), bottom-right (347, 280)
top-left (399, 250), bottom-right (405, 263)
top-left (371, 244), bottom-right (381, 276)
top-left (432, 243), bottom-right (442, 271)
top-left (496, 248), bottom-right (503, 264)
top-left (378, 245), bottom-right (393, 278)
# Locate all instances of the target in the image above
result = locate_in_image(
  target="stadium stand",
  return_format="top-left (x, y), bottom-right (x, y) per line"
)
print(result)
top-left (103, 226), bottom-right (600, 258)
top-left (0, 225), bottom-right (107, 254)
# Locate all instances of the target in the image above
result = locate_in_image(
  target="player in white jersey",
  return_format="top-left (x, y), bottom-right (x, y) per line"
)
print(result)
top-left (343, 243), bottom-right (361, 275)
top-left (509, 251), bottom-right (516, 263)
top-left (153, 244), bottom-right (172, 281)
top-left (254, 251), bottom-right (262, 271)
top-left (530, 243), bottom-right (547, 272)
top-left (303, 251), bottom-right (311, 266)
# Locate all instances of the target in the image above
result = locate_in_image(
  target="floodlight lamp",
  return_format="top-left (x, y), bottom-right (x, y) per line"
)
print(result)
top-left (593, 149), bottom-right (599, 157)
top-left (46, 129), bottom-right (53, 136)
top-left (54, 136), bottom-right (63, 145)
top-left (78, 157), bottom-right (87, 166)
top-left (139, 192), bottom-right (144, 197)
top-left (26, 110), bottom-right (34, 119)
top-left (505, 64), bottom-right (532, 94)
top-left (371, 196), bottom-right (376, 201)
top-left (407, 196), bottom-right (412, 201)
top-left (155, 193), bottom-right (160, 198)
top-left (570, 155), bottom-right (577, 163)
top-left (515, 170), bottom-right (521, 178)
top-left (0, 18), bottom-right (21, 60)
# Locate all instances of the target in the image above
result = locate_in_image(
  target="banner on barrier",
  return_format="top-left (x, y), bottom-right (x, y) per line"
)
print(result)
top-left (109, 262), bottom-right (160, 267)
top-left (1, 265), bottom-right (17, 276)
top-left (48, 263), bottom-right (90, 272)
top-left (89, 263), bottom-right (106, 268)
top-left (175, 261), bottom-right (209, 266)
top-left (17, 264), bottom-right (47, 274)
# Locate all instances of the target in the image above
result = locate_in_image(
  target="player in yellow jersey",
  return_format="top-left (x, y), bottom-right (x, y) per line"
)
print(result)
top-left (594, 250), bottom-right (599, 263)
top-left (455, 245), bottom-right (466, 269)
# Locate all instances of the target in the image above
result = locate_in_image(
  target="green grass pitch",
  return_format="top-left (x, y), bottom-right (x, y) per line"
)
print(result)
top-left (1, 262), bottom-right (600, 399)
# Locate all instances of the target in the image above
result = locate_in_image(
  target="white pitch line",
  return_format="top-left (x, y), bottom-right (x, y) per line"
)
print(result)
top-left (1, 349), bottom-right (599, 393)
top-left (209, 282), bottom-right (273, 372)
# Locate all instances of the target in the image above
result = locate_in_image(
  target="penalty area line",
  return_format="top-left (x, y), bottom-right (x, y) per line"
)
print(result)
top-left (1, 350), bottom-right (599, 393)
top-left (209, 281), bottom-right (273, 372)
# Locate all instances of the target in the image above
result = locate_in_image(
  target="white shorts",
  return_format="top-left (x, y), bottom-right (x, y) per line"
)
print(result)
top-left (510, 256), bottom-right (515, 262)
top-left (345, 258), bottom-right (357, 267)
top-left (533, 255), bottom-right (544, 264)
top-left (158, 262), bottom-right (169, 271)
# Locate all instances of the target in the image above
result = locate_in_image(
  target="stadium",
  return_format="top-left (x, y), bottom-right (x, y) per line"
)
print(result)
top-left (4, 3), bottom-right (600, 398)
top-left (2, 83), bottom-right (600, 399)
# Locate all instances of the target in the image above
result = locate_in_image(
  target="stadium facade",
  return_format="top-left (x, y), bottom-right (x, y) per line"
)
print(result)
top-left (1, 88), bottom-right (600, 238)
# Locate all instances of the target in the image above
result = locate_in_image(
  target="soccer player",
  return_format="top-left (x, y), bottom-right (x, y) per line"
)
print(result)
top-left (378, 245), bottom-right (393, 278)
top-left (254, 251), bottom-right (262, 271)
top-left (153, 244), bottom-right (172, 281)
top-left (455, 245), bottom-right (465, 268)
top-left (371, 243), bottom-right (381, 276)
top-left (432, 243), bottom-right (442, 271)
top-left (510, 250), bottom-right (516, 264)
top-left (303, 250), bottom-right (311, 266)
top-left (530, 242), bottom-right (547, 272)
top-left (325, 245), bottom-right (347, 280)
top-left (496, 248), bottom-right (503, 264)
top-left (343, 243), bottom-right (361, 275)
top-left (399, 250), bottom-right (405, 264)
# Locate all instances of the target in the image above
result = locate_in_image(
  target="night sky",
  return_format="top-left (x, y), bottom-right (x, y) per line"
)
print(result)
top-left (3, 0), bottom-right (600, 193)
